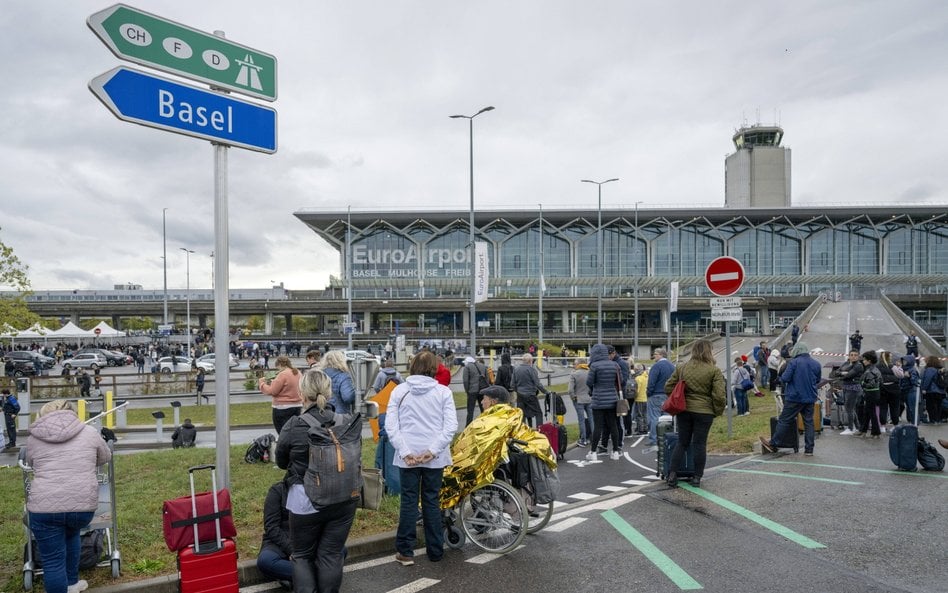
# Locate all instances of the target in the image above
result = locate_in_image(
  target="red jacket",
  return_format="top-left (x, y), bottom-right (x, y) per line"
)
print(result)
top-left (435, 364), bottom-right (451, 386)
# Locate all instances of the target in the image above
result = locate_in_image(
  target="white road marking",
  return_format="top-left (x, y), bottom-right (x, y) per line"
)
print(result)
top-left (641, 474), bottom-right (662, 480)
top-left (568, 492), bottom-right (599, 500)
top-left (466, 545), bottom-right (524, 564)
top-left (630, 435), bottom-right (646, 447)
top-left (552, 500), bottom-right (569, 508)
top-left (553, 492), bottom-right (644, 521)
top-left (621, 479), bottom-right (651, 486)
top-left (597, 485), bottom-right (626, 492)
top-left (544, 516), bottom-right (587, 532)
top-left (623, 451), bottom-right (657, 472)
top-left (386, 578), bottom-right (441, 592)
top-left (344, 548), bottom-right (426, 573)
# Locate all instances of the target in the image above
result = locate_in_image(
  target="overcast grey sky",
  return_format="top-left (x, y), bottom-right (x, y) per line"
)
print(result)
top-left (2, 1), bottom-right (946, 292)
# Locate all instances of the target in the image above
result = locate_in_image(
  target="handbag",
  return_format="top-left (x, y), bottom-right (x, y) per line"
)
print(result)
top-left (360, 467), bottom-right (385, 510)
top-left (616, 398), bottom-right (630, 416)
top-left (662, 379), bottom-right (687, 415)
top-left (740, 378), bottom-right (755, 391)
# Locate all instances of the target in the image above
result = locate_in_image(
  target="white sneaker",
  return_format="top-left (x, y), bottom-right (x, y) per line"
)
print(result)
top-left (68, 581), bottom-right (88, 593)
top-left (880, 426), bottom-right (886, 434)
top-left (840, 429), bottom-right (854, 436)
top-left (610, 451), bottom-right (620, 461)
top-left (585, 451), bottom-right (598, 461)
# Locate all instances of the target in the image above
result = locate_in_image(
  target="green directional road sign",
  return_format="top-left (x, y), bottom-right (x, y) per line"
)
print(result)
top-left (88, 3), bottom-right (277, 101)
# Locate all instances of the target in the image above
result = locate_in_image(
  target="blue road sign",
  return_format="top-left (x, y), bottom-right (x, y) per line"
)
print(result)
top-left (89, 66), bottom-right (277, 153)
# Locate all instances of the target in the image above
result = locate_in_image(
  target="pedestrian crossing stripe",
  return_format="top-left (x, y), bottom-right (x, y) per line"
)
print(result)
top-left (568, 492), bottom-right (599, 500)
top-left (597, 485), bottom-right (626, 492)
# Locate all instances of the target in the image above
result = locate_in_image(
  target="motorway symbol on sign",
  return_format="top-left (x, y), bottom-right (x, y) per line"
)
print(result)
top-left (710, 296), bottom-right (742, 308)
top-left (705, 256), bottom-right (746, 297)
top-left (88, 3), bottom-right (277, 101)
top-left (710, 307), bottom-right (743, 322)
top-left (89, 67), bottom-right (277, 153)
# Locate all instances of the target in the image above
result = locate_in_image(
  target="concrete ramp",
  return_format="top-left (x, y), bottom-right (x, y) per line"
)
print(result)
top-left (797, 300), bottom-right (908, 364)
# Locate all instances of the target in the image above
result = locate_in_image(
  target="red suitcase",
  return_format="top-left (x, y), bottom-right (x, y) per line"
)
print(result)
top-left (171, 465), bottom-right (239, 593)
top-left (538, 408), bottom-right (567, 460)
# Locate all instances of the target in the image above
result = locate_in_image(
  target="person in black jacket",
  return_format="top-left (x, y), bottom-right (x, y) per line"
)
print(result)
top-left (493, 353), bottom-right (514, 397)
top-left (276, 369), bottom-right (357, 593)
top-left (78, 369), bottom-right (92, 398)
top-left (256, 480), bottom-right (293, 587)
top-left (171, 419), bottom-right (197, 448)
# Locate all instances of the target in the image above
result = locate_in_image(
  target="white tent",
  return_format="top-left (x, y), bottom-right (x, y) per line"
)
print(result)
top-left (2, 323), bottom-right (52, 339)
top-left (90, 321), bottom-right (125, 338)
top-left (48, 321), bottom-right (93, 339)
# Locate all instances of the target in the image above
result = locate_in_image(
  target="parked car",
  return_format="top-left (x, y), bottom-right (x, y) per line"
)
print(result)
top-left (5, 350), bottom-right (55, 370)
top-left (77, 348), bottom-right (127, 367)
top-left (158, 356), bottom-right (193, 374)
top-left (3, 356), bottom-right (36, 377)
top-left (195, 353), bottom-right (238, 373)
top-left (61, 353), bottom-right (109, 370)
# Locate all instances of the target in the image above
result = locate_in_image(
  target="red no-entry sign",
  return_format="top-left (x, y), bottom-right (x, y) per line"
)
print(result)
top-left (705, 256), bottom-right (745, 297)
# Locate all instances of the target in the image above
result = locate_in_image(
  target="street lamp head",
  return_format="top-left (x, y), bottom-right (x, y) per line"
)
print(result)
top-left (449, 114), bottom-right (467, 119)
top-left (476, 106), bottom-right (495, 116)
top-left (582, 178), bottom-right (619, 185)
top-left (451, 106), bottom-right (495, 119)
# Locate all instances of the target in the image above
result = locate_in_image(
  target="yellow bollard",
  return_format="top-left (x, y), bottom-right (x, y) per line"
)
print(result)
top-left (105, 391), bottom-right (114, 429)
top-left (537, 350), bottom-right (544, 370)
top-left (76, 398), bottom-right (87, 421)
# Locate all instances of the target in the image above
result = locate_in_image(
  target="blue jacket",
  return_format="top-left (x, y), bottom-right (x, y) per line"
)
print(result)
top-left (920, 367), bottom-right (946, 395)
top-left (324, 367), bottom-right (356, 414)
top-left (779, 353), bottom-right (821, 404)
top-left (647, 357), bottom-right (675, 397)
top-left (586, 344), bottom-right (621, 410)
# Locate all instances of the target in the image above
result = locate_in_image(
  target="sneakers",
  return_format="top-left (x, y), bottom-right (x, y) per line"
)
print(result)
top-left (577, 439), bottom-right (588, 447)
top-left (758, 436), bottom-right (776, 454)
top-left (67, 581), bottom-right (88, 593)
top-left (804, 451), bottom-right (814, 456)
top-left (585, 451), bottom-right (598, 462)
top-left (840, 429), bottom-right (854, 436)
top-left (854, 432), bottom-right (866, 437)
top-left (395, 553), bottom-right (415, 566)
top-left (610, 450), bottom-right (620, 461)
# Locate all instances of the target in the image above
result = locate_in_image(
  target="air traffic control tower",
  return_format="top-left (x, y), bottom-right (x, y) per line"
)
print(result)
top-left (725, 124), bottom-right (791, 208)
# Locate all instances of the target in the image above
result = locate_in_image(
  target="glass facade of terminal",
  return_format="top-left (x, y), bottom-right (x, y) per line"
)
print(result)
top-left (298, 208), bottom-right (948, 301)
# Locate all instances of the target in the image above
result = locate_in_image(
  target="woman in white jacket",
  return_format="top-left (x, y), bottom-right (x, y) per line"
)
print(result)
top-left (386, 350), bottom-right (458, 566)
top-left (26, 400), bottom-right (111, 593)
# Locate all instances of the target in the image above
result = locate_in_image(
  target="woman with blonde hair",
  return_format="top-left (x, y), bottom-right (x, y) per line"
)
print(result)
top-left (258, 355), bottom-right (302, 434)
top-left (663, 339), bottom-right (726, 488)
top-left (276, 369), bottom-right (358, 593)
top-left (319, 351), bottom-right (356, 414)
top-left (26, 399), bottom-right (111, 593)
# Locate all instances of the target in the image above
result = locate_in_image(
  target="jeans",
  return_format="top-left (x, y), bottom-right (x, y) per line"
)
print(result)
top-left (668, 411), bottom-right (714, 478)
top-left (257, 545), bottom-right (294, 581)
top-left (646, 394), bottom-right (667, 445)
top-left (734, 389), bottom-right (749, 415)
top-left (757, 365), bottom-right (770, 387)
top-left (465, 392), bottom-right (483, 426)
top-left (772, 401), bottom-right (814, 453)
top-left (29, 511), bottom-right (95, 593)
top-left (289, 500), bottom-right (356, 593)
top-left (572, 401), bottom-right (593, 442)
top-left (843, 386), bottom-right (862, 430)
top-left (273, 407), bottom-right (301, 435)
top-left (396, 466), bottom-right (444, 560)
top-left (904, 387), bottom-right (918, 425)
top-left (632, 402), bottom-right (648, 433)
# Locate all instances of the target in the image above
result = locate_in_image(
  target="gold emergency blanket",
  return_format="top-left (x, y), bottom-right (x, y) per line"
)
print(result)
top-left (440, 404), bottom-right (557, 509)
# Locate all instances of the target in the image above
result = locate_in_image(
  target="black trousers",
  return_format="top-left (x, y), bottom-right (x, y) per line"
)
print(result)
top-left (289, 500), bottom-right (357, 593)
top-left (591, 407), bottom-right (621, 453)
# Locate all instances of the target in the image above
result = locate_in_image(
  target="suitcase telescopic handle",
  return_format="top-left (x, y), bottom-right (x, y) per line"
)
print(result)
top-left (188, 464), bottom-right (216, 473)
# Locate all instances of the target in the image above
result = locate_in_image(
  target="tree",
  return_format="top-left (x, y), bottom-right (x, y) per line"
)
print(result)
top-left (0, 230), bottom-right (38, 330)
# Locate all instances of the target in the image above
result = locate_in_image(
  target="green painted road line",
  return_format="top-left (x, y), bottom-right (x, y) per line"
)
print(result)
top-left (720, 468), bottom-right (863, 485)
top-left (679, 483), bottom-right (825, 549)
top-left (757, 460), bottom-right (948, 479)
top-left (601, 510), bottom-right (703, 590)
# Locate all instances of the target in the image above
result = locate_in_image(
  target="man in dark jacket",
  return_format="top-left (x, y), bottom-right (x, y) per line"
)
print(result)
top-left (511, 353), bottom-right (549, 428)
top-left (833, 350), bottom-right (865, 435)
top-left (461, 356), bottom-right (490, 426)
top-left (257, 480), bottom-right (294, 586)
top-left (171, 418), bottom-right (197, 448)
top-left (645, 348), bottom-right (675, 446)
top-left (78, 369), bottom-right (92, 398)
top-left (760, 342), bottom-right (822, 455)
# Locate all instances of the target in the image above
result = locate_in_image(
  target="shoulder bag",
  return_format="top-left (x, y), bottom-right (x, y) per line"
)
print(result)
top-left (662, 378), bottom-right (687, 415)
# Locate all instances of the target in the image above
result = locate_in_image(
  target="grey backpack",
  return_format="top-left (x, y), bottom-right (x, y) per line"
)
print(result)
top-left (298, 411), bottom-right (364, 507)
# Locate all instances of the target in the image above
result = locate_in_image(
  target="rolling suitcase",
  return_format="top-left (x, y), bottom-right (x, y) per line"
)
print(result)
top-left (656, 414), bottom-right (696, 480)
top-left (888, 424), bottom-right (918, 471)
top-left (175, 465), bottom-right (239, 593)
top-left (538, 417), bottom-right (567, 460)
top-left (797, 401), bottom-right (823, 435)
top-left (770, 416), bottom-right (799, 452)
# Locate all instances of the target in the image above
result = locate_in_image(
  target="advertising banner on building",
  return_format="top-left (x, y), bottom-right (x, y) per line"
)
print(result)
top-left (474, 241), bottom-right (490, 303)
top-left (669, 281), bottom-right (679, 313)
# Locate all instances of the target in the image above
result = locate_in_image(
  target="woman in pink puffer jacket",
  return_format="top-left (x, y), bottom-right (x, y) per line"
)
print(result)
top-left (26, 400), bottom-right (111, 593)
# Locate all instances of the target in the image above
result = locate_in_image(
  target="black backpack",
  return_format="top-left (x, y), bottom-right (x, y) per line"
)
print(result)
top-left (917, 438), bottom-right (945, 472)
top-left (244, 433), bottom-right (276, 463)
top-left (933, 369), bottom-right (947, 391)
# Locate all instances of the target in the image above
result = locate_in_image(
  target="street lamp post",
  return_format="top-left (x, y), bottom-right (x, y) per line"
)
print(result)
top-left (451, 106), bottom-right (494, 357)
top-left (581, 178), bottom-right (619, 343)
top-left (538, 203), bottom-right (544, 346)
top-left (346, 206), bottom-right (353, 351)
top-left (162, 208), bottom-right (168, 325)
top-left (634, 201), bottom-right (642, 360)
top-left (179, 248), bottom-right (195, 360)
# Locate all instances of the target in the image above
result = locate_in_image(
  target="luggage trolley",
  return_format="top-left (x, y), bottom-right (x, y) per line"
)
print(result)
top-left (19, 441), bottom-right (121, 591)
